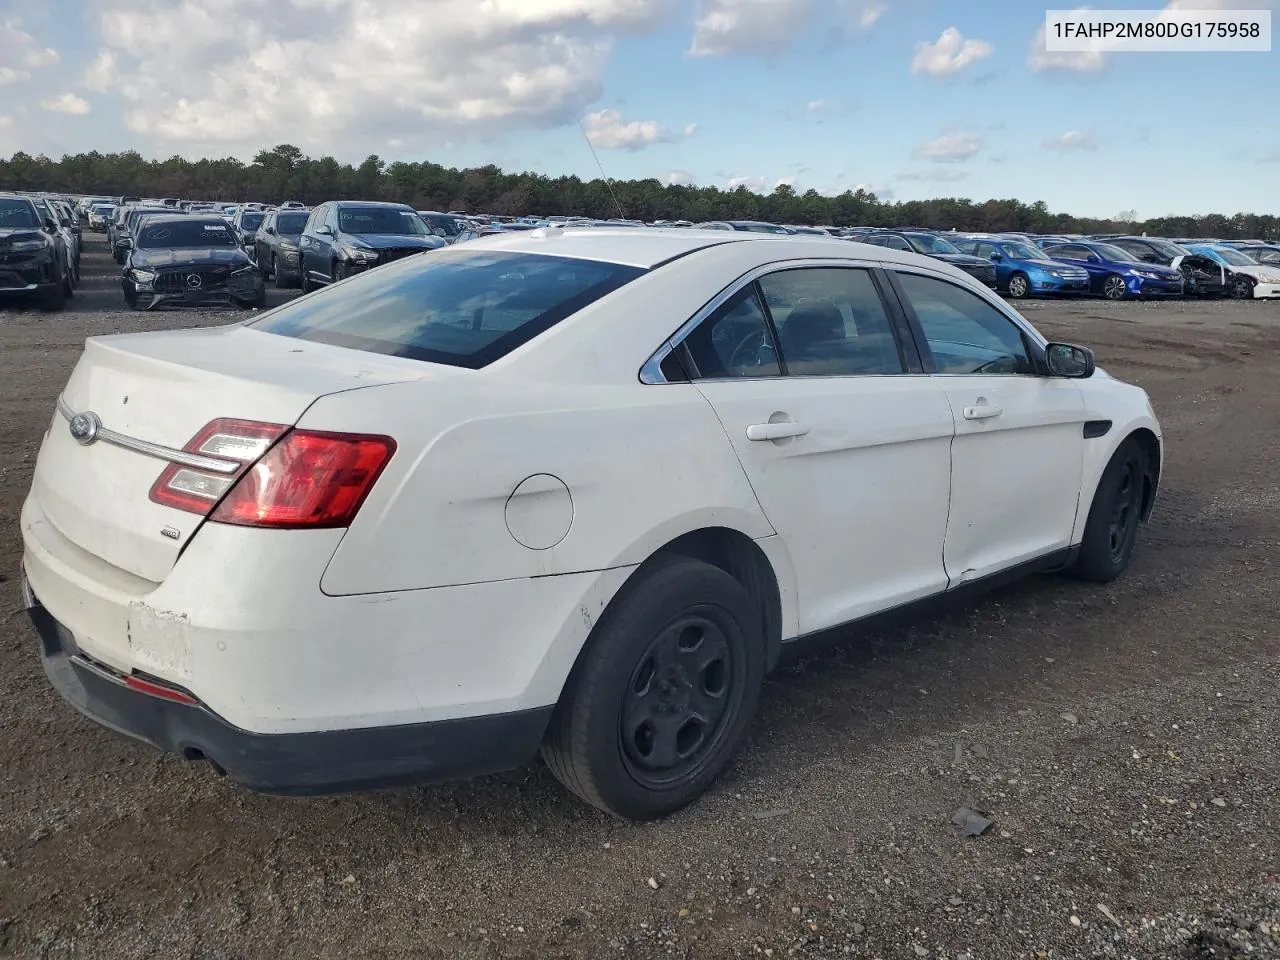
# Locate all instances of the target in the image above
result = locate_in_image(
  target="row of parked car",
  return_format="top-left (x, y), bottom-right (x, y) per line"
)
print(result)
top-left (0, 192), bottom-right (85, 310)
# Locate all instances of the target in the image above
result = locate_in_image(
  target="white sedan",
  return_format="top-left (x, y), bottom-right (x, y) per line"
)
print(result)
top-left (21, 228), bottom-right (1162, 819)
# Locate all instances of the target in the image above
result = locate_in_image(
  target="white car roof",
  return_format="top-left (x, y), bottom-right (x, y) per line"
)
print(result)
top-left (455, 226), bottom-right (952, 272)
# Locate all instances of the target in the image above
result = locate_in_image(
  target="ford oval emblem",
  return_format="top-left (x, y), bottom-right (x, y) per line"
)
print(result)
top-left (186, 273), bottom-right (203, 289)
top-left (69, 411), bottom-right (102, 445)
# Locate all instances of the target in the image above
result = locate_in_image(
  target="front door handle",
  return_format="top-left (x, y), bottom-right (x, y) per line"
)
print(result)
top-left (746, 421), bottom-right (810, 441)
top-left (962, 404), bottom-right (1004, 421)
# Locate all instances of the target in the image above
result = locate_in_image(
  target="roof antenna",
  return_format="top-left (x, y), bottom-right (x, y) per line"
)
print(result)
top-left (577, 116), bottom-right (626, 220)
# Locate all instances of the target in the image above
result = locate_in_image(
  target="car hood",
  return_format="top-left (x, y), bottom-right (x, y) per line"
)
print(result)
top-left (0, 227), bottom-right (48, 245)
top-left (130, 247), bottom-right (254, 269)
top-left (1231, 264), bottom-right (1280, 282)
top-left (341, 233), bottom-right (447, 250)
top-left (930, 252), bottom-right (993, 267)
top-left (1030, 260), bottom-right (1088, 272)
top-left (1118, 261), bottom-right (1182, 278)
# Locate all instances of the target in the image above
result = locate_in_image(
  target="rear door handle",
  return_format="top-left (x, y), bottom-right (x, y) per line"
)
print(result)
top-left (962, 404), bottom-right (1003, 421)
top-left (746, 421), bottom-right (810, 441)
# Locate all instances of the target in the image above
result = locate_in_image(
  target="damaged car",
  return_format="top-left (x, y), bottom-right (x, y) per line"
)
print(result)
top-left (122, 215), bottom-right (266, 310)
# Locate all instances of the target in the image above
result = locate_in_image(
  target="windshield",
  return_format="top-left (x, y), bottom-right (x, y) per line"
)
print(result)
top-left (1002, 242), bottom-right (1051, 261)
top-left (251, 250), bottom-right (644, 369)
top-left (91, 203), bottom-right (116, 214)
top-left (420, 212), bottom-right (462, 238)
top-left (1092, 243), bottom-right (1137, 262)
top-left (1144, 239), bottom-right (1186, 259)
top-left (137, 219), bottom-right (237, 248)
top-left (1214, 247), bottom-right (1256, 266)
top-left (275, 212), bottom-right (308, 234)
top-left (0, 198), bottom-right (39, 229)
top-left (338, 206), bottom-right (431, 236)
top-left (240, 212), bottom-right (265, 231)
top-left (906, 234), bottom-right (962, 255)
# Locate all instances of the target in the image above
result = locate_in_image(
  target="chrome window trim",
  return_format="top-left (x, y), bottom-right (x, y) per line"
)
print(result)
top-left (55, 395), bottom-right (242, 474)
top-left (639, 256), bottom-right (1045, 384)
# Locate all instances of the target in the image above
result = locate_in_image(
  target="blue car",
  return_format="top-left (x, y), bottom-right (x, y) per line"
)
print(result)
top-left (953, 237), bottom-right (1090, 298)
top-left (1041, 241), bottom-right (1184, 300)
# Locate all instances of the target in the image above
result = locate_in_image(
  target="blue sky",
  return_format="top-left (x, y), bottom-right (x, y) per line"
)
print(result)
top-left (2, 0), bottom-right (1277, 218)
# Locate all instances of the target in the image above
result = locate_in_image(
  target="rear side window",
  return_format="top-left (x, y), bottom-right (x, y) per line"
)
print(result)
top-left (251, 250), bottom-right (644, 369)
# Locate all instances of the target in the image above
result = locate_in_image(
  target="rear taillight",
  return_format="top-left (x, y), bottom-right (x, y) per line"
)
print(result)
top-left (149, 419), bottom-right (287, 515)
top-left (209, 430), bottom-right (396, 529)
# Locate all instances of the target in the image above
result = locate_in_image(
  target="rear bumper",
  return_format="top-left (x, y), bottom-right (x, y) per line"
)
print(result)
top-left (28, 596), bottom-right (552, 795)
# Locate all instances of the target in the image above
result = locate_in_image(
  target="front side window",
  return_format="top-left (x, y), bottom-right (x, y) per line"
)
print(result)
top-left (306, 205), bottom-right (329, 233)
top-left (895, 272), bottom-right (1034, 376)
top-left (1047, 244), bottom-right (1088, 260)
top-left (683, 286), bottom-right (781, 379)
top-left (758, 268), bottom-right (904, 376)
top-left (252, 250), bottom-right (643, 370)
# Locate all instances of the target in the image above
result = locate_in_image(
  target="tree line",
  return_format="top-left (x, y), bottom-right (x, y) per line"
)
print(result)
top-left (2, 143), bottom-right (1275, 240)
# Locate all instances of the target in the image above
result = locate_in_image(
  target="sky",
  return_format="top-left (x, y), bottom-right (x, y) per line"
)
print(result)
top-left (1, 0), bottom-right (1277, 218)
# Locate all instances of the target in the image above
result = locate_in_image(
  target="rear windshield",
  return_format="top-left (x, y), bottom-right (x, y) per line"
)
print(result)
top-left (251, 250), bottom-right (645, 369)
top-left (138, 220), bottom-right (237, 248)
top-left (240, 212), bottom-right (265, 230)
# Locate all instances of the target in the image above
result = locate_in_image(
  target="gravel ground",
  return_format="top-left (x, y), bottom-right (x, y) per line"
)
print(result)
top-left (1, 239), bottom-right (1278, 960)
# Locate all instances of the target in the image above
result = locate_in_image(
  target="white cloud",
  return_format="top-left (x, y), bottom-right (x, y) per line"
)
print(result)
top-left (773, 176), bottom-right (796, 188)
top-left (1043, 130), bottom-right (1098, 151)
top-left (665, 170), bottom-right (695, 185)
top-left (1028, 8), bottom-right (1106, 73)
top-left (913, 130), bottom-right (982, 162)
top-left (806, 99), bottom-right (825, 112)
top-left (0, 19), bottom-right (60, 84)
top-left (852, 181), bottom-right (893, 200)
top-left (40, 93), bottom-right (91, 116)
top-left (898, 170), bottom-right (969, 182)
top-left (0, 115), bottom-right (11, 128)
top-left (688, 0), bottom-right (815, 57)
top-left (83, 0), bottom-right (674, 151)
top-left (582, 108), bottom-right (695, 150)
top-left (911, 27), bottom-right (992, 76)
top-left (1164, 0), bottom-right (1274, 7)
top-left (727, 174), bottom-right (768, 191)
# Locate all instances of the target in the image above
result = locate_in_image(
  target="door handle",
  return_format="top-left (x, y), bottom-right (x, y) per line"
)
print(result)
top-left (962, 404), bottom-right (1003, 421)
top-left (746, 421), bottom-right (810, 441)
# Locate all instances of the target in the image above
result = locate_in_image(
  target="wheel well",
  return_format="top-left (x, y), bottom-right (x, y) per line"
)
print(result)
top-left (653, 528), bottom-right (784, 672)
top-left (1127, 428), bottom-right (1161, 521)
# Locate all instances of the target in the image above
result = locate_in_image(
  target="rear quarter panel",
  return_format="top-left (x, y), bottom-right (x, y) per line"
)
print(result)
top-left (305, 380), bottom-right (775, 595)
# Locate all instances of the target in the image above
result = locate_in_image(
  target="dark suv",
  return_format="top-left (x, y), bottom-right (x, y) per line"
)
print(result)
top-left (859, 231), bottom-right (998, 288)
top-left (230, 206), bottom-right (269, 257)
top-left (0, 194), bottom-right (71, 311)
top-left (297, 201), bottom-right (446, 291)
top-left (254, 207), bottom-right (310, 287)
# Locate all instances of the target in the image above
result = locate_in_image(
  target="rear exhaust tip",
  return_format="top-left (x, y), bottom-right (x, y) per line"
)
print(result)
top-left (181, 746), bottom-right (226, 777)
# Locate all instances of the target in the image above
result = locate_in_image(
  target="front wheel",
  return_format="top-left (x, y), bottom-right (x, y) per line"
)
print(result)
top-left (299, 262), bottom-right (314, 293)
top-left (1228, 275), bottom-right (1254, 300)
top-left (1102, 275), bottom-right (1128, 301)
top-left (542, 556), bottom-right (765, 820)
top-left (1006, 273), bottom-right (1030, 299)
top-left (1068, 439), bottom-right (1147, 583)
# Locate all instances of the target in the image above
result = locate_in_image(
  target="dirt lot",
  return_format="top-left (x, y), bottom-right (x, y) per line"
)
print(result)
top-left (1, 238), bottom-right (1278, 960)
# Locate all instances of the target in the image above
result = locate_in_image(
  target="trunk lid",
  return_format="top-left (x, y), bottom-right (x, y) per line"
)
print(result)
top-left (34, 323), bottom-right (444, 583)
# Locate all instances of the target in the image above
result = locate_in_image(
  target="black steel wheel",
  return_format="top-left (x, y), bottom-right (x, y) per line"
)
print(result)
top-left (1229, 275), bottom-right (1254, 300)
top-left (542, 555), bottom-right (765, 820)
top-left (1069, 438), bottom-right (1148, 583)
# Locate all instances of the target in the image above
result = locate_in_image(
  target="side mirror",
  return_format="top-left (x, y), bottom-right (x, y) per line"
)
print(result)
top-left (43, 218), bottom-right (57, 233)
top-left (1086, 253), bottom-right (1101, 263)
top-left (120, 238), bottom-right (133, 248)
top-left (265, 226), bottom-right (276, 235)
top-left (316, 225), bottom-right (334, 237)
top-left (1142, 254), bottom-right (1159, 263)
top-left (989, 252), bottom-right (1002, 261)
top-left (1045, 342), bottom-right (1095, 379)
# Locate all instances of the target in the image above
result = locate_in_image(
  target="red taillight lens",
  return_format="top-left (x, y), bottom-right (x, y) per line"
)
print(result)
top-left (125, 673), bottom-right (200, 705)
top-left (210, 430), bottom-right (396, 529)
top-left (149, 419), bottom-right (288, 515)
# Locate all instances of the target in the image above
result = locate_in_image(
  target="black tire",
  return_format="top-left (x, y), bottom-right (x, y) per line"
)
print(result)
top-left (542, 555), bottom-right (765, 820)
top-left (333, 260), bottom-right (349, 283)
top-left (1102, 274), bottom-right (1128, 301)
top-left (1228, 274), bottom-right (1254, 300)
top-left (39, 268), bottom-right (67, 312)
top-left (270, 254), bottom-right (285, 288)
top-left (299, 262), bottom-right (314, 293)
top-left (1006, 272), bottom-right (1031, 299)
top-left (1068, 439), bottom-right (1147, 583)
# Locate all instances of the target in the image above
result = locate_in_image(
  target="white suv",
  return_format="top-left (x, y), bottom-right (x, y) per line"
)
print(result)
top-left (21, 229), bottom-right (1162, 819)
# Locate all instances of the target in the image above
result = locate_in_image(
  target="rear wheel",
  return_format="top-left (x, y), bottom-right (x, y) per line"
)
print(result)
top-left (1102, 275), bottom-right (1128, 300)
top-left (1228, 274), bottom-right (1254, 300)
top-left (1068, 438), bottom-right (1147, 583)
top-left (1006, 272), bottom-right (1030, 299)
top-left (542, 556), bottom-right (765, 820)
